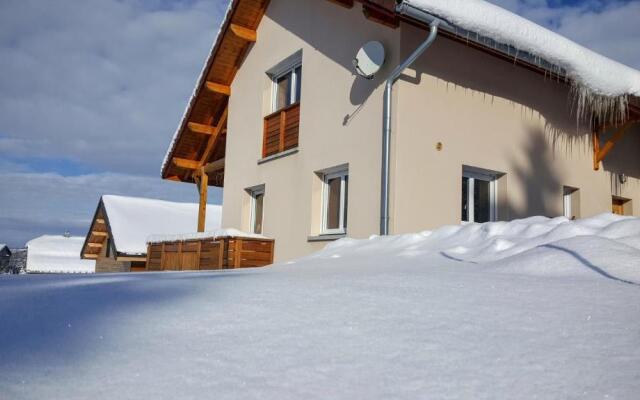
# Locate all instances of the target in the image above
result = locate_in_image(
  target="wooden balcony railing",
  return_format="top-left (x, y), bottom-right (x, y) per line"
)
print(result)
top-left (263, 102), bottom-right (300, 158)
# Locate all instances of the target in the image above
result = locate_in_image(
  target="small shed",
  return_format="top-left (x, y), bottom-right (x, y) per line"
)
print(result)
top-left (146, 229), bottom-right (274, 271)
top-left (26, 235), bottom-right (95, 274)
top-left (81, 195), bottom-right (222, 273)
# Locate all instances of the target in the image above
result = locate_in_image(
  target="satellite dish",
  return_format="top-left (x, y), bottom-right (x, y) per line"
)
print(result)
top-left (353, 41), bottom-right (385, 79)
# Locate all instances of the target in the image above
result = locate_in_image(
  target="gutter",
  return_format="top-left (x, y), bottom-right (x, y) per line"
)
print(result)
top-left (380, 2), bottom-right (447, 235)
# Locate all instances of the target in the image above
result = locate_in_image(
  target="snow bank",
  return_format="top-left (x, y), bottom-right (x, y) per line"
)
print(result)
top-left (306, 213), bottom-right (640, 283)
top-left (2, 214), bottom-right (640, 398)
top-left (102, 195), bottom-right (222, 255)
top-left (147, 228), bottom-right (267, 244)
top-left (26, 235), bottom-right (95, 274)
top-left (404, 0), bottom-right (640, 99)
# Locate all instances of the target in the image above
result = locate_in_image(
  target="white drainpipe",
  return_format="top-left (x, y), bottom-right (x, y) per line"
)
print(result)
top-left (380, 6), bottom-right (444, 235)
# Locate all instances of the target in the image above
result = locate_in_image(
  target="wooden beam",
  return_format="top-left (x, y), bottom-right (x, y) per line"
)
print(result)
top-left (199, 106), bottom-right (228, 166)
top-left (595, 121), bottom-right (634, 166)
top-left (197, 167), bottom-right (208, 232)
top-left (229, 24), bottom-right (257, 42)
top-left (87, 243), bottom-right (103, 248)
top-left (202, 158), bottom-right (225, 174)
top-left (173, 157), bottom-right (200, 170)
top-left (205, 81), bottom-right (231, 96)
top-left (188, 122), bottom-right (217, 135)
top-left (592, 129), bottom-right (601, 171)
top-left (92, 231), bottom-right (108, 237)
top-left (95, 218), bottom-right (105, 224)
top-left (83, 254), bottom-right (98, 259)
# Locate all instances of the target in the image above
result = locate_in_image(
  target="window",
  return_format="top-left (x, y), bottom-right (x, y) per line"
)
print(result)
top-left (322, 169), bottom-right (348, 234)
top-left (462, 168), bottom-right (498, 223)
top-left (272, 64), bottom-right (302, 112)
top-left (262, 53), bottom-right (303, 159)
top-left (563, 186), bottom-right (579, 219)
top-left (612, 196), bottom-right (631, 216)
top-left (250, 188), bottom-right (265, 234)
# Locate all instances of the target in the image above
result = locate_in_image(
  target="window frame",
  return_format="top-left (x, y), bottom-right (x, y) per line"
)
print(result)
top-left (271, 62), bottom-right (302, 113)
top-left (321, 169), bottom-right (348, 235)
top-left (462, 169), bottom-right (498, 223)
top-left (249, 187), bottom-right (265, 235)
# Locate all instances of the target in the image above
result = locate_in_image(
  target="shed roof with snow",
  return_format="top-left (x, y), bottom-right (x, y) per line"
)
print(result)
top-left (26, 235), bottom-right (95, 274)
top-left (81, 195), bottom-right (222, 260)
top-left (0, 244), bottom-right (9, 256)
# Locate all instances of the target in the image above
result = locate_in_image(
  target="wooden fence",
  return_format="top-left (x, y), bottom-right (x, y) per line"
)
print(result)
top-left (146, 236), bottom-right (274, 271)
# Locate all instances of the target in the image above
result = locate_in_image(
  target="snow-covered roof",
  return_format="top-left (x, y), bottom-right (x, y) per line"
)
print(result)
top-left (403, 0), bottom-right (640, 98)
top-left (0, 244), bottom-right (7, 253)
top-left (147, 228), bottom-right (268, 244)
top-left (26, 235), bottom-right (95, 274)
top-left (101, 195), bottom-right (222, 256)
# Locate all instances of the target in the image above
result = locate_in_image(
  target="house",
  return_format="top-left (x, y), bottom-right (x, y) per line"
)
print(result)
top-left (0, 244), bottom-right (11, 271)
top-left (26, 235), bottom-right (95, 274)
top-left (80, 195), bottom-right (222, 272)
top-left (160, 0), bottom-right (640, 263)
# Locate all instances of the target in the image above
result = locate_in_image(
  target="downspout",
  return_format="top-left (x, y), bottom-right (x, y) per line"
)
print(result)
top-left (380, 6), bottom-right (443, 235)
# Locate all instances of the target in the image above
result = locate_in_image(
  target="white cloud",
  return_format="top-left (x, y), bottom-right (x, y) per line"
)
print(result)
top-left (0, 0), bottom-right (227, 175)
top-left (0, 171), bottom-right (222, 247)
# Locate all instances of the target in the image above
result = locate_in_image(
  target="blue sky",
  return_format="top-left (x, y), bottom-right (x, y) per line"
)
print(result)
top-left (1, 0), bottom-right (639, 247)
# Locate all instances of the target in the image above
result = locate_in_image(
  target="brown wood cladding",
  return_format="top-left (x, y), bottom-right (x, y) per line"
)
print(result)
top-left (146, 236), bottom-right (274, 271)
top-left (263, 103), bottom-right (300, 157)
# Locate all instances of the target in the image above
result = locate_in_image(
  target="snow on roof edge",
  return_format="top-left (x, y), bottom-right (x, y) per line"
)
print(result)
top-left (147, 228), bottom-right (268, 244)
top-left (401, 0), bottom-right (640, 123)
top-left (161, 1), bottom-right (236, 176)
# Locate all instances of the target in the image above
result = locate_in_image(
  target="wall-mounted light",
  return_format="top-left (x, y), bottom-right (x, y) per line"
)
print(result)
top-left (618, 173), bottom-right (628, 184)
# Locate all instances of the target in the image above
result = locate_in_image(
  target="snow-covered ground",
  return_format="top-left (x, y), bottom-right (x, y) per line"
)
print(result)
top-left (1, 214), bottom-right (639, 399)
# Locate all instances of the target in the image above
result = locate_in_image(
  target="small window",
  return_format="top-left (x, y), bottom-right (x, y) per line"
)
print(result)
top-left (462, 168), bottom-right (498, 223)
top-left (272, 64), bottom-right (301, 112)
top-left (322, 169), bottom-right (348, 234)
top-left (563, 186), bottom-right (579, 219)
top-left (250, 188), bottom-right (265, 234)
top-left (612, 196), bottom-right (631, 216)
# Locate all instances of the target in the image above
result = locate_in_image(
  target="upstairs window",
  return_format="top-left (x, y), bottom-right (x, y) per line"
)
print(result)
top-left (263, 52), bottom-right (302, 159)
top-left (273, 65), bottom-right (302, 112)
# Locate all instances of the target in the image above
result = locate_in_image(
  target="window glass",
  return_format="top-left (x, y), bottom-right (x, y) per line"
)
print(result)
top-left (326, 177), bottom-right (342, 230)
top-left (474, 178), bottom-right (491, 223)
top-left (462, 176), bottom-right (469, 222)
top-left (253, 192), bottom-right (264, 234)
top-left (275, 72), bottom-right (292, 111)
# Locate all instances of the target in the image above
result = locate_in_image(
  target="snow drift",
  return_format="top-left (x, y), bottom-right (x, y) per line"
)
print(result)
top-left (303, 213), bottom-right (640, 284)
top-left (2, 214), bottom-right (640, 398)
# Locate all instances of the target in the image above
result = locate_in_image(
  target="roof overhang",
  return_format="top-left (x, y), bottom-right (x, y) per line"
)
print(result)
top-left (161, 0), bottom-right (271, 186)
